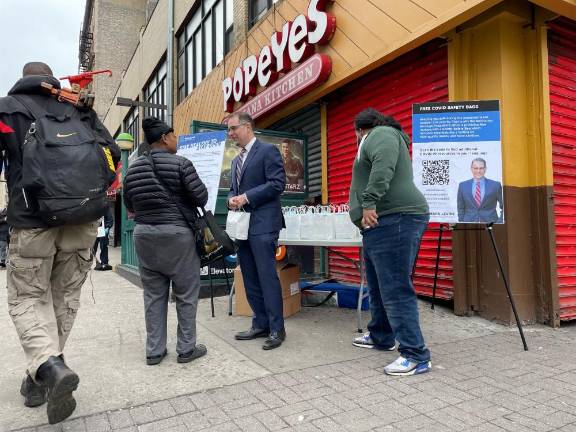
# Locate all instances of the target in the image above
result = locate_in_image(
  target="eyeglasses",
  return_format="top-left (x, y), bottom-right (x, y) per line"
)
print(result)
top-left (227, 122), bottom-right (247, 132)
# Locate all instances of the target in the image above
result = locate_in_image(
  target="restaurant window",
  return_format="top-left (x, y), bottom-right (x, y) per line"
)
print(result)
top-left (177, 0), bottom-right (233, 103)
top-left (249, 0), bottom-right (279, 28)
top-left (144, 61), bottom-right (167, 122)
top-left (123, 106), bottom-right (139, 155)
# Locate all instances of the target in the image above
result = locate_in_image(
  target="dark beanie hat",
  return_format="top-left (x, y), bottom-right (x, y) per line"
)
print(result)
top-left (142, 117), bottom-right (173, 144)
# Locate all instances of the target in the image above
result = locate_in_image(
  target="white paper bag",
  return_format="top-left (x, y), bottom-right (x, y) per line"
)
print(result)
top-left (284, 207), bottom-right (302, 240)
top-left (299, 205), bottom-right (335, 240)
top-left (226, 210), bottom-right (250, 240)
top-left (299, 206), bottom-right (317, 240)
top-left (333, 213), bottom-right (359, 239)
top-left (316, 205), bottom-right (335, 240)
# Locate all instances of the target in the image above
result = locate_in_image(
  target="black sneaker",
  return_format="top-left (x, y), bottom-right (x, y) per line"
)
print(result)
top-left (177, 344), bottom-right (207, 363)
top-left (20, 375), bottom-right (47, 407)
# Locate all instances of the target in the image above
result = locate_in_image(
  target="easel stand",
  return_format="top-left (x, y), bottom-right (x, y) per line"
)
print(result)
top-left (431, 223), bottom-right (529, 351)
top-left (206, 257), bottom-right (233, 318)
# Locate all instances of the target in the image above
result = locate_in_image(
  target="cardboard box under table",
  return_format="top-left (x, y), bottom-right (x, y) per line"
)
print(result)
top-left (234, 263), bottom-right (301, 317)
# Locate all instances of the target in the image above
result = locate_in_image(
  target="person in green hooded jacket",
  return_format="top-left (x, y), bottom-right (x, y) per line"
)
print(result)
top-left (348, 108), bottom-right (431, 376)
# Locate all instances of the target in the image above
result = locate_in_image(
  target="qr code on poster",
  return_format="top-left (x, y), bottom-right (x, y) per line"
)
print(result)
top-left (422, 160), bottom-right (450, 185)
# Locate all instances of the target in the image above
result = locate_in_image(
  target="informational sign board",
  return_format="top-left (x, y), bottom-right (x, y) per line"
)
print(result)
top-left (178, 130), bottom-right (227, 213)
top-left (412, 100), bottom-right (504, 224)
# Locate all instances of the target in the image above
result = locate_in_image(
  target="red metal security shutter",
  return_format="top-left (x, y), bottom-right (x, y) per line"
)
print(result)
top-left (549, 17), bottom-right (576, 321)
top-left (326, 41), bottom-right (453, 299)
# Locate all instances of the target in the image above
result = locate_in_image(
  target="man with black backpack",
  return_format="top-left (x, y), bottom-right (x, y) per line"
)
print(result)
top-left (0, 62), bottom-right (120, 424)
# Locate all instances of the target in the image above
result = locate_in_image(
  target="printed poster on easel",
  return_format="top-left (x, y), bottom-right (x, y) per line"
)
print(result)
top-left (178, 130), bottom-right (228, 213)
top-left (412, 100), bottom-right (504, 224)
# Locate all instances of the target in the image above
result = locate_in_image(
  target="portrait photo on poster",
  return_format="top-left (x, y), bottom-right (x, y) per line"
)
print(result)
top-left (411, 100), bottom-right (504, 224)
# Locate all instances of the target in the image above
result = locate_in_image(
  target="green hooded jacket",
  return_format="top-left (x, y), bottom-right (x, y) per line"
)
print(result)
top-left (348, 126), bottom-right (428, 228)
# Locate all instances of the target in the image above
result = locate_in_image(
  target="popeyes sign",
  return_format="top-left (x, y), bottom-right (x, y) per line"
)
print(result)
top-left (221, 0), bottom-right (336, 118)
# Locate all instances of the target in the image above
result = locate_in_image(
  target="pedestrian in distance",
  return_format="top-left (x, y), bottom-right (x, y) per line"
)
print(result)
top-left (0, 207), bottom-right (9, 267)
top-left (0, 62), bottom-right (120, 423)
top-left (227, 112), bottom-right (287, 350)
top-left (92, 203), bottom-right (114, 271)
top-left (349, 107), bottom-right (432, 376)
top-left (123, 117), bottom-right (209, 366)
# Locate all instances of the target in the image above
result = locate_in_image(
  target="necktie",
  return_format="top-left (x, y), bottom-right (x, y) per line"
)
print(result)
top-left (236, 148), bottom-right (247, 189)
top-left (474, 181), bottom-right (482, 207)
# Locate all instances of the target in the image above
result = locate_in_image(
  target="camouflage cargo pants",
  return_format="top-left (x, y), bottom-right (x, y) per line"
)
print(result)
top-left (7, 222), bottom-right (98, 379)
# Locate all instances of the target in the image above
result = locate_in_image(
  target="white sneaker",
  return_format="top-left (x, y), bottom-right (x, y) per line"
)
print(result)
top-left (352, 333), bottom-right (395, 350)
top-left (384, 356), bottom-right (431, 376)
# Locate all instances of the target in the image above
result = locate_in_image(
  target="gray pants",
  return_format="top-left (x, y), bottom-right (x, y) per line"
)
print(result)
top-left (133, 224), bottom-right (201, 357)
top-left (0, 240), bottom-right (7, 263)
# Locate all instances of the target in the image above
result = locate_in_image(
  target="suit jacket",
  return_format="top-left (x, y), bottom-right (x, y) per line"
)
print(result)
top-left (228, 139), bottom-right (286, 235)
top-left (457, 178), bottom-right (503, 223)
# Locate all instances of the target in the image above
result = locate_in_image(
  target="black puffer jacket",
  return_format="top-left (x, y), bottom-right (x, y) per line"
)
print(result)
top-left (123, 149), bottom-right (208, 227)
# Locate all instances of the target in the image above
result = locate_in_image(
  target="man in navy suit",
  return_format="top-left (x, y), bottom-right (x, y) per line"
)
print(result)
top-left (457, 158), bottom-right (504, 223)
top-left (227, 112), bottom-right (287, 350)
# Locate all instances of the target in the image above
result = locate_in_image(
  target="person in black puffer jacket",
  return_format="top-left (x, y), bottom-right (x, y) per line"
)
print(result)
top-left (123, 117), bottom-right (208, 366)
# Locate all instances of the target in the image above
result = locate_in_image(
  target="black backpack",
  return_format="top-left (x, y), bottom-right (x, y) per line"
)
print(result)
top-left (14, 95), bottom-right (116, 226)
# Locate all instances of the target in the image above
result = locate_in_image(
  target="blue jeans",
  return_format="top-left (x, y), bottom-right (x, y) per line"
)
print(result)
top-left (362, 213), bottom-right (430, 363)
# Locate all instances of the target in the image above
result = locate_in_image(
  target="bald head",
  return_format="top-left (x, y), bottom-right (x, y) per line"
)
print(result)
top-left (22, 62), bottom-right (53, 77)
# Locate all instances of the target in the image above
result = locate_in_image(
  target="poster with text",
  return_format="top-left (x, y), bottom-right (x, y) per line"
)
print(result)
top-left (412, 100), bottom-right (504, 224)
top-left (178, 130), bottom-right (227, 213)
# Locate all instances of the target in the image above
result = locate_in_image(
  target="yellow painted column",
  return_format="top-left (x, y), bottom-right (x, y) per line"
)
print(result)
top-left (448, 3), bottom-right (559, 325)
top-left (321, 104), bottom-right (329, 204)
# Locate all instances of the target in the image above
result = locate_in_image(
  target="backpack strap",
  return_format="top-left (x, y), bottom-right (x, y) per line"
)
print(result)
top-left (11, 95), bottom-right (48, 120)
top-left (147, 152), bottom-right (201, 230)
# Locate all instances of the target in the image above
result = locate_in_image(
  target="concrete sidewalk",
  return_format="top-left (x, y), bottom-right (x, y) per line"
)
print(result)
top-left (1, 247), bottom-right (576, 431)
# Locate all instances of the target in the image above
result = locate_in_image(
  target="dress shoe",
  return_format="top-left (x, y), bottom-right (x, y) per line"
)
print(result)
top-left (20, 375), bottom-right (46, 407)
top-left (235, 328), bottom-right (269, 340)
top-left (36, 356), bottom-right (79, 424)
top-left (100, 264), bottom-right (113, 271)
top-left (146, 348), bottom-right (168, 365)
top-left (263, 329), bottom-right (286, 350)
top-left (177, 344), bottom-right (207, 363)
top-left (94, 263), bottom-right (103, 271)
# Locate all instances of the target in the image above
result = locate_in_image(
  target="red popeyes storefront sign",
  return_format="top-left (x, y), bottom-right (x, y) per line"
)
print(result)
top-left (221, 0), bottom-right (336, 118)
top-left (236, 54), bottom-right (331, 119)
